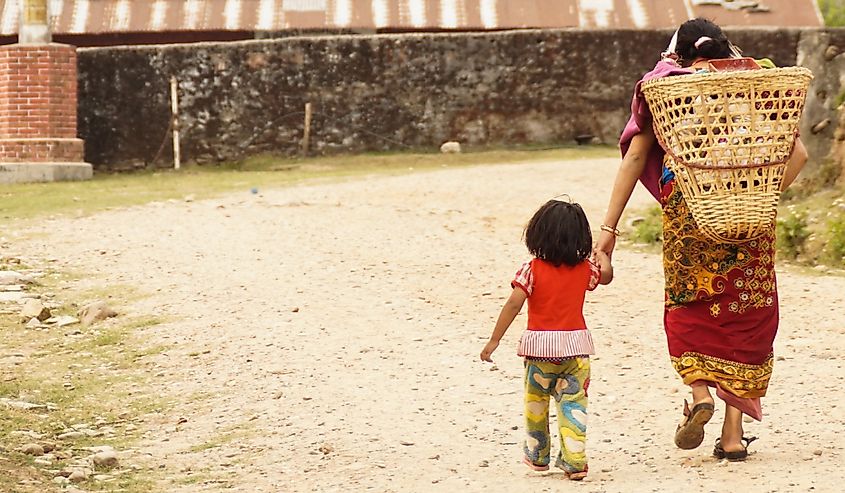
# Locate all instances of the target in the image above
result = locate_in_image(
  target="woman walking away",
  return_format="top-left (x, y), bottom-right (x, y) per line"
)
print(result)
top-left (480, 197), bottom-right (612, 480)
top-left (595, 18), bottom-right (808, 461)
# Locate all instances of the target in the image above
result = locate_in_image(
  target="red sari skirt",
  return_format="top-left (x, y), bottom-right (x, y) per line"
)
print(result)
top-left (661, 180), bottom-right (777, 421)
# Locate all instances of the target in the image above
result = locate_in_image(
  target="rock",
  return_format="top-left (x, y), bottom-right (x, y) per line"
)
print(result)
top-left (91, 450), bottom-right (119, 469)
top-left (25, 317), bottom-right (43, 329)
top-left (813, 449), bottom-right (823, 456)
top-left (68, 469), bottom-right (88, 483)
top-left (478, 460), bottom-right (489, 467)
top-left (9, 430), bottom-right (43, 439)
top-left (812, 118), bottom-right (831, 134)
top-left (77, 301), bottom-right (118, 326)
top-left (54, 316), bottom-right (80, 327)
top-left (439, 141), bottom-right (461, 153)
top-left (825, 45), bottom-right (841, 61)
top-left (20, 299), bottom-right (50, 322)
top-left (40, 442), bottom-right (56, 453)
top-left (0, 291), bottom-right (26, 303)
top-left (20, 443), bottom-right (44, 456)
top-left (575, 134), bottom-right (595, 145)
top-left (0, 270), bottom-right (27, 285)
top-left (53, 476), bottom-right (69, 485)
top-left (0, 398), bottom-right (47, 411)
top-left (318, 443), bottom-right (333, 455)
top-left (57, 431), bottom-right (86, 440)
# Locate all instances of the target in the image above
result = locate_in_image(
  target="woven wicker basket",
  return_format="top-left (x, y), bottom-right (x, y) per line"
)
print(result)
top-left (641, 66), bottom-right (813, 243)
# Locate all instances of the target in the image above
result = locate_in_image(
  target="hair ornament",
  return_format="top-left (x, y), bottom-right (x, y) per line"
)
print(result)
top-left (694, 36), bottom-right (713, 49)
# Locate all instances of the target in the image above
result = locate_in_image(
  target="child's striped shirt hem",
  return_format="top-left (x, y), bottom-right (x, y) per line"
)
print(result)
top-left (517, 329), bottom-right (595, 358)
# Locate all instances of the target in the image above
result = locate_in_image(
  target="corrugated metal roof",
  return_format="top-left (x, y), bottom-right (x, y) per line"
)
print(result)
top-left (0, 0), bottom-right (824, 35)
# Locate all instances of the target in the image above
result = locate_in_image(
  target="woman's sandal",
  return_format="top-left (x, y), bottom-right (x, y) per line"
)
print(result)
top-left (674, 399), bottom-right (715, 450)
top-left (713, 436), bottom-right (758, 462)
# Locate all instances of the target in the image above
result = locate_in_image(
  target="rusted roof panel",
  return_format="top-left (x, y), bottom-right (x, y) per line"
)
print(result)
top-left (0, 0), bottom-right (823, 35)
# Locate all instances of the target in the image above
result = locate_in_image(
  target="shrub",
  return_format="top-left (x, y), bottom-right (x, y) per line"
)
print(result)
top-left (825, 206), bottom-right (845, 266)
top-left (819, 0), bottom-right (845, 27)
top-left (627, 205), bottom-right (663, 245)
top-left (776, 209), bottom-right (810, 259)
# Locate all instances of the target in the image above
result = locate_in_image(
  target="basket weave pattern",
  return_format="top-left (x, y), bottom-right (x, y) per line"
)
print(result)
top-left (642, 67), bottom-right (812, 243)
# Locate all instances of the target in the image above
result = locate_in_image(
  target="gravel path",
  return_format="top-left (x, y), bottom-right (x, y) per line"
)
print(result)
top-left (14, 158), bottom-right (845, 492)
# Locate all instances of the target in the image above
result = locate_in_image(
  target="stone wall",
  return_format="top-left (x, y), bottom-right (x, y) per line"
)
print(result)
top-left (796, 30), bottom-right (845, 166)
top-left (76, 28), bottom-right (837, 169)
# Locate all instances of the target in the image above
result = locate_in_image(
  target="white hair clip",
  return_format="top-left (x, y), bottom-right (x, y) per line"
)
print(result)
top-left (694, 36), bottom-right (712, 49)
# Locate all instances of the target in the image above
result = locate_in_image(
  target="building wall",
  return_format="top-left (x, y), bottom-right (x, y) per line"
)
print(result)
top-left (76, 28), bottom-right (840, 169)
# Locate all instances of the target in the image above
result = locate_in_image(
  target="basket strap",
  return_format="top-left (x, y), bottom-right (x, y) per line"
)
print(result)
top-left (653, 124), bottom-right (799, 170)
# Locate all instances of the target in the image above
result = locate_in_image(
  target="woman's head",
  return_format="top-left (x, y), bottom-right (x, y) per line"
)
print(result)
top-left (524, 199), bottom-right (592, 267)
top-left (672, 18), bottom-right (737, 66)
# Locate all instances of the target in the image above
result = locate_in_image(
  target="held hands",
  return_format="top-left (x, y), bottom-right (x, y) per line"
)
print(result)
top-left (594, 230), bottom-right (618, 259)
top-left (480, 339), bottom-right (499, 362)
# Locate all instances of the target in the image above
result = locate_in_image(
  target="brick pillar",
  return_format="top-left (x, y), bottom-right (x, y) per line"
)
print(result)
top-left (0, 43), bottom-right (92, 183)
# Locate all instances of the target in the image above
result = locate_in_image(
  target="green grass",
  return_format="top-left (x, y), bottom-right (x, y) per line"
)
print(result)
top-left (0, 261), bottom-right (172, 492)
top-left (0, 146), bottom-right (615, 227)
top-left (625, 205), bottom-right (663, 247)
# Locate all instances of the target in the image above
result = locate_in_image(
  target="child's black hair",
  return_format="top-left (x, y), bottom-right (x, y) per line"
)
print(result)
top-left (524, 199), bottom-right (592, 267)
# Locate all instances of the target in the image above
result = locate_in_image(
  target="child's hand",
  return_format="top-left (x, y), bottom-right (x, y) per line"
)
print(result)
top-left (480, 340), bottom-right (499, 362)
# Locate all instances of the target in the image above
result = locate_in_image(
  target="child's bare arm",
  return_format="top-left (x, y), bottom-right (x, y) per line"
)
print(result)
top-left (594, 250), bottom-right (614, 285)
top-left (480, 287), bottom-right (528, 362)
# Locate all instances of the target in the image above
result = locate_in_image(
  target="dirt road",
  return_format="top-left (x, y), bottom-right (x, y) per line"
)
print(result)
top-left (15, 158), bottom-right (845, 492)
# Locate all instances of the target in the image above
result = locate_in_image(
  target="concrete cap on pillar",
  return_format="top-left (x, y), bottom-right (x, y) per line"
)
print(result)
top-left (19, 0), bottom-right (52, 45)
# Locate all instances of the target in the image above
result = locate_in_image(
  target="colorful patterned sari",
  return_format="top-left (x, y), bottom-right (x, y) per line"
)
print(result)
top-left (660, 176), bottom-right (777, 421)
top-left (621, 61), bottom-right (781, 421)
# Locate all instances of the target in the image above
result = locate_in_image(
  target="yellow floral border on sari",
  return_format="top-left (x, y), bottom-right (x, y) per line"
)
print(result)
top-left (671, 352), bottom-right (773, 399)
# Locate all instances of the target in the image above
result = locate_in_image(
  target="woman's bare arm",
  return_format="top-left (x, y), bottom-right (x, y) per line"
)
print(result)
top-left (781, 137), bottom-right (808, 190)
top-left (596, 124), bottom-right (657, 256)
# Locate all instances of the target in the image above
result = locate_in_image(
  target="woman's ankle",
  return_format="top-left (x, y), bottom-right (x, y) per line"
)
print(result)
top-left (720, 407), bottom-right (745, 450)
top-left (690, 382), bottom-right (714, 405)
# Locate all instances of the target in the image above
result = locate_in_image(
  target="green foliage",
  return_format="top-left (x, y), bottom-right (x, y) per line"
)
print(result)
top-left (776, 209), bottom-right (811, 259)
top-left (825, 204), bottom-right (845, 265)
top-left (627, 205), bottom-right (664, 245)
top-left (819, 0), bottom-right (845, 27)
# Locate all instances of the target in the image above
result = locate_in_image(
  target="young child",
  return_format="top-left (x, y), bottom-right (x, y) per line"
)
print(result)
top-left (480, 198), bottom-right (613, 480)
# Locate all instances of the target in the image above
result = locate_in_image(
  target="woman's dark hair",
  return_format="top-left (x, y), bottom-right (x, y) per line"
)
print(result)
top-left (675, 18), bottom-right (735, 66)
top-left (524, 200), bottom-right (592, 267)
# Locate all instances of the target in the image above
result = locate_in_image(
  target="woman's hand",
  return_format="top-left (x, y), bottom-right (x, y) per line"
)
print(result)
top-left (480, 339), bottom-right (499, 362)
top-left (595, 230), bottom-right (618, 259)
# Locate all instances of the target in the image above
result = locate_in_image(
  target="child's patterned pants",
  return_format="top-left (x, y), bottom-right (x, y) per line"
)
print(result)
top-left (523, 358), bottom-right (590, 473)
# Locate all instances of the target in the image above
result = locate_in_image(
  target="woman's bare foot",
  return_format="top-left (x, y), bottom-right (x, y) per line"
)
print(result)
top-left (720, 405), bottom-right (746, 453)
